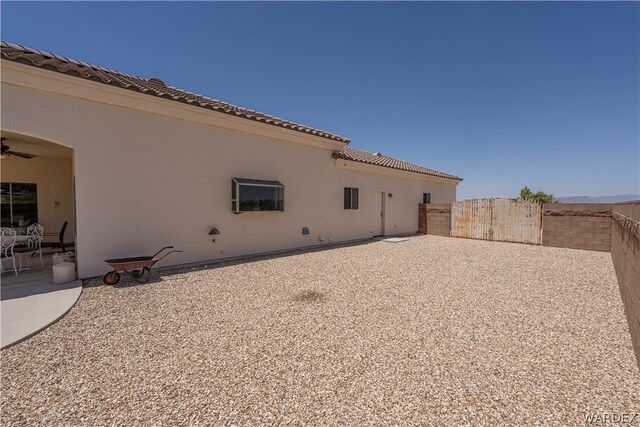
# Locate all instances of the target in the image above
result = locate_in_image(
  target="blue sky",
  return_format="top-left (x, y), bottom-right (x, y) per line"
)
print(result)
top-left (2, 2), bottom-right (638, 199)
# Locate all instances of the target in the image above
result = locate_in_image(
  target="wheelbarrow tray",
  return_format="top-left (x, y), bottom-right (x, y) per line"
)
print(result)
top-left (104, 257), bottom-right (156, 271)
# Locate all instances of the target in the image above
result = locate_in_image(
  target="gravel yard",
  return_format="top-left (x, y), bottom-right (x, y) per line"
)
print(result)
top-left (2, 235), bottom-right (639, 425)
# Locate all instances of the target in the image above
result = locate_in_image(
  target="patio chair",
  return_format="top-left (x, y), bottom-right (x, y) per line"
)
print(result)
top-left (1, 228), bottom-right (19, 275)
top-left (14, 223), bottom-right (44, 269)
top-left (42, 221), bottom-right (68, 253)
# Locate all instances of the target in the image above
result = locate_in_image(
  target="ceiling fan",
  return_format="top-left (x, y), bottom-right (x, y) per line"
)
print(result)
top-left (1, 137), bottom-right (36, 159)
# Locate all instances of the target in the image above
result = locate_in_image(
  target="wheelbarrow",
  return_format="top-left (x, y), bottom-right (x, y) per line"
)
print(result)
top-left (103, 246), bottom-right (182, 285)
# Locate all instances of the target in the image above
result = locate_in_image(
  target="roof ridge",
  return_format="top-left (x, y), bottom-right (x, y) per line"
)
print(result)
top-left (0, 41), bottom-right (350, 143)
top-left (1, 41), bottom-right (145, 81)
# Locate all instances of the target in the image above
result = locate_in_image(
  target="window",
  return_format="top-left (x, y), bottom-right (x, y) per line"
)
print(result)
top-left (232, 178), bottom-right (284, 213)
top-left (1, 182), bottom-right (38, 227)
top-left (423, 193), bottom-right (431, 204)
top-left (344, 187), bottom-right (359, 209)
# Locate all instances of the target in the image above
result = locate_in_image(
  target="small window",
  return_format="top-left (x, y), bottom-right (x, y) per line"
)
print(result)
top-left (344, 187), bottom-right (359, 210)
top-left (232, 178), bottom-right (284, 213)
top-left (423, 193), bottom-right (431, 204)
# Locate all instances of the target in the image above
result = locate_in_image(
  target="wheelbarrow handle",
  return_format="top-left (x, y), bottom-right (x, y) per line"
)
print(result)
top-left (152, 246), bottom-right (174, 258)
top-left (155, 250), bottom-right (183, 262)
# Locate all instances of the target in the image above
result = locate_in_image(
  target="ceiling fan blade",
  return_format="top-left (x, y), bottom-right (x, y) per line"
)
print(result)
top-left (7, 150), bottom-right (36, 159)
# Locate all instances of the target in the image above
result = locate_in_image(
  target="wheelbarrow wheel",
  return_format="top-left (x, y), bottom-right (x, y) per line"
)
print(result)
top-left (103, 271), bottom-right (120, 285)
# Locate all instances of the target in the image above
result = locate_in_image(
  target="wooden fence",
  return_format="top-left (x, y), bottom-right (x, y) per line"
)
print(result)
top-left (450, 198), bottom-right (542, 244)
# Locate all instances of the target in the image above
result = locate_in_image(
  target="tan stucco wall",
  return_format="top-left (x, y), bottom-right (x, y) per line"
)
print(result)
top-left (1, 62), bottom-right (458, 278)
top-left (0, 154), bottom-right (74, 237)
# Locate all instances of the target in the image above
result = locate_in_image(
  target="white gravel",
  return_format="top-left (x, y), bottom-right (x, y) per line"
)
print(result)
top-left (2, 235), bottom-right (639, 425)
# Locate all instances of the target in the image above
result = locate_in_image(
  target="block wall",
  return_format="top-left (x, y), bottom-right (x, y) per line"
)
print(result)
top-left (610, 201), bottom-right (640, 370)
top-left (418, 204), bottom-right (427, 234)
top-left (542, 204), bottom-right (612, 251)
top-left (418, 203), bottom-right (451, 237)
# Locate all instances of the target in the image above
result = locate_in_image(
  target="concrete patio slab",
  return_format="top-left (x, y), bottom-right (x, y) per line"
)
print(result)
top-left (1, 256), bottom-right (82, 349)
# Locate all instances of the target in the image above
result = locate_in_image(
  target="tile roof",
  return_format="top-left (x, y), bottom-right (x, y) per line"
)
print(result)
top-left (333, 147), bottom-right (463, 181)
top-left (0, 41), bottom-right (350, 143)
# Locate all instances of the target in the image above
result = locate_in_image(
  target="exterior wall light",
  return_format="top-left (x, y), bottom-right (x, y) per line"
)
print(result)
top-left (209, 227), bottom-right (220, 243)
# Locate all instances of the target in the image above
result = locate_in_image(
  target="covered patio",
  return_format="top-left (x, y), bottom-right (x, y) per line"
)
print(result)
top-left (1, 132), bottom-right (81, 348)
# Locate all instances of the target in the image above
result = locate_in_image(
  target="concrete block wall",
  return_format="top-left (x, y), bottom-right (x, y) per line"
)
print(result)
top-left (542, 204), bottom-right (612, 251)
top-left (418, 203), bottom-right (450, 237)
top-left (418, 204), bottom-right (427, 234)
top-left (610, 201), bottom-right (640, 370)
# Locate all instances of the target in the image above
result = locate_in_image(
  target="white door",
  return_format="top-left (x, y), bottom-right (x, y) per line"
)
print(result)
top-left (372, 191), bottom-right (384, 236)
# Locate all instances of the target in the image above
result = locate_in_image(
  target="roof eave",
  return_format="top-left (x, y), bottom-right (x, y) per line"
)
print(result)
top-left (334, 155), bottom-right (463, 182)
top-left (333, 152), bottom-right (462, 182)
top-left (0, 41), bottom-right (351, 144)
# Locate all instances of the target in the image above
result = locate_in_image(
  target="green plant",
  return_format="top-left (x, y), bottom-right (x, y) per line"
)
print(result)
top-left (518, 186), bottom-right (559, 204)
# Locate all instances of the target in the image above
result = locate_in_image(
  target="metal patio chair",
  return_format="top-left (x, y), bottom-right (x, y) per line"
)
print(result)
top-left (14, 223), bottom-right (44, 269)
top-left (1, 228), bottom-right (19, 275)
top-left (42, 221), bottom-right (69, 253)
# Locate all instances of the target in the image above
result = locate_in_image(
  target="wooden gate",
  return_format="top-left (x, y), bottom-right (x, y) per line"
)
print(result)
top-left (450, 198), bottom-right (542, 244)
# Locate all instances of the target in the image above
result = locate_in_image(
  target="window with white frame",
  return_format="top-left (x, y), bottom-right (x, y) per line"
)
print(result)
top-left (232, 178), bottom-right (284, 213)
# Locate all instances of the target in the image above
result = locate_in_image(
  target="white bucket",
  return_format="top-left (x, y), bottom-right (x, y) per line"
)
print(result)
top-left (52, 262), bottom-right (76, 284)
top-left (52, 252), bottom-right (74, 265)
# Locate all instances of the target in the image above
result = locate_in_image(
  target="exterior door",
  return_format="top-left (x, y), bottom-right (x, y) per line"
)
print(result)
top-left (372, 191), bottom-right (384, 236)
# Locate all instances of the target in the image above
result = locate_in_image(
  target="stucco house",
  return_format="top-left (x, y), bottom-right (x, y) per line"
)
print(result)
top-left (1, 41), bottom-right (462, 278)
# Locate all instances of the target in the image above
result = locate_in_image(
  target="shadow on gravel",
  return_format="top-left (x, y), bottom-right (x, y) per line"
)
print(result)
top-left (291, 290), bottom-right (326, 303)
top-left (83, 274), bottom-right (166, 289)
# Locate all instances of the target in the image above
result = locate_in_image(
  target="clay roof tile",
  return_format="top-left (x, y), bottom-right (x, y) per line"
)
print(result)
top-left (1, 41), bottom-right (350, 143)
top-left (332, 147), bottom-right (462, 181)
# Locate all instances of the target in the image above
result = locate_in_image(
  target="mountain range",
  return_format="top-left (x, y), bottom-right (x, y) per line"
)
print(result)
top-left (556, 194), bottom-right (640, 204)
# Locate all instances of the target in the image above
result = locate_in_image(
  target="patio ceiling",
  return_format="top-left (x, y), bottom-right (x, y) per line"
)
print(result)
top-left (1, 132), bottom-right (72, 159)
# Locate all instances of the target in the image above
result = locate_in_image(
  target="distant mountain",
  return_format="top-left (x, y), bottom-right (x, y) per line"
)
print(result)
top-left (557, 194), bottom-right (640, 204)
